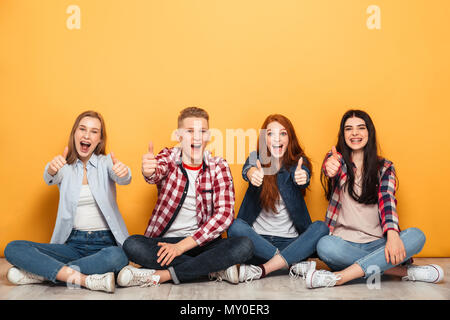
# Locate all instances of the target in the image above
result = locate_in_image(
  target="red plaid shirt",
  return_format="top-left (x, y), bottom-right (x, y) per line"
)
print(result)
top-left (143, 147), bottom-right (235, 246)
top-left (322, 151), bottom-right (400, 235)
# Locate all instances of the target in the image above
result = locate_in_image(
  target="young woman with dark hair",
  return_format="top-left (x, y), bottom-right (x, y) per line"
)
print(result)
top-left (307, 109), bottom-right (444, 288)
top-left (4, 111), bottom-right (131, 293)
top-left (227, 114), bottom-right (329, 282)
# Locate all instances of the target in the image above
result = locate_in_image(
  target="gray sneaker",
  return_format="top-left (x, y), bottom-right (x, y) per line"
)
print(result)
top-left (85, 272), bottom-right (115, 293)
top-left (209, 265), bottom-right (239, 284)
top-left (117, 265), bottom-right (157, 287)
top-left (305, 269), bottom-right (341, 289)
top-left (289, 261), bottom-right (317, 280)
top-left (7, 267), bottom-right (45, 285)
top-left (238, 264), bottom-right (263, 283)
top-left (403, 264), bottom-right (444, 283)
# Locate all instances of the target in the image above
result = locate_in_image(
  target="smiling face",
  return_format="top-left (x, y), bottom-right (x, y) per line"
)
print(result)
top-left (74, 116), bottom-right (102, 163)
top-left (178, 117), bottom-right (210, 166)
top-left (265, 121), bottom-right (289, 159)
top-left (344, 116), bottom-right (369, 152)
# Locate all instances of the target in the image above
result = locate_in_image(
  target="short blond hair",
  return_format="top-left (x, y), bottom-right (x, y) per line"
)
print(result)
top-left (177, 106), bottom-right (209, 128)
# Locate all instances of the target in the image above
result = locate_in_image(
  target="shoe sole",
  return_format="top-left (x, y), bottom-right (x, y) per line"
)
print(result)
top-left (106, 272), bottom-right (115, 293)
top-left (305, 269), bottom-right (316, 289)
top-left (227, 265), bottom-right (239, 284)
top-left (429, 264), bottom-right (444, 283)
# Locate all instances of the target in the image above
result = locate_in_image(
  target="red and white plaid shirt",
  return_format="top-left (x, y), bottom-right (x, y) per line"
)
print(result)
top-left (143, 147), bottom-right (235, 246)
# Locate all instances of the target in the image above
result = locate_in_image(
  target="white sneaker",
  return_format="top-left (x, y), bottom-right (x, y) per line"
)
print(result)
top-left (238, 264), bottom-right (263, 283)
top-left (403, 264), bottom-right (444, 283)
top-left (85, 272), bottom-right (115, 293)
top-left (6, 267), bottom-right (45, 285)
top-left (117, 265), bottom-right (158, 287)
top-left (209, 265), bottom-right (239, 284)
top-left (289, 260), bottom-right (317, 280)
top-left (305, 269), bottom-right (341, 289)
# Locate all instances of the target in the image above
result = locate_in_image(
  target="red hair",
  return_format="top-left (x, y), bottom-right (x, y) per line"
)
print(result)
top-left (257, 114), bottom-right (312, 212)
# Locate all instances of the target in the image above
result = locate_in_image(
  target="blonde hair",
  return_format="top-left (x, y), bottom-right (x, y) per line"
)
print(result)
top-left (177, 106), bottom-right (209, 128)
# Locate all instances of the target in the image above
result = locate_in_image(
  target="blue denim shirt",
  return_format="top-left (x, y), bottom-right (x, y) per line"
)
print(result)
top-left (237, 151), bottom-right (312, 234)
top-left (43, 153), bottom-right (131, 246)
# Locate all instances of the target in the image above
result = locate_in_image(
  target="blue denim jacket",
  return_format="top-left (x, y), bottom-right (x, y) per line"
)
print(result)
top-left (43, 153), bottom-right (131, 246)
top-left (237, 151), bottom-right (312, 234)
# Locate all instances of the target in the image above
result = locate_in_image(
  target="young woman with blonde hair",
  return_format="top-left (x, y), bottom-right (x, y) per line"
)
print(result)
top-left (5, 110), bottom-right (131, 293)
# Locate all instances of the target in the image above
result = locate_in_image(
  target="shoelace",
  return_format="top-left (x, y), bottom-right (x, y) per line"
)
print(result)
top-left (314, 270), bottom-right (342, 288)
top-left (126, 268), bottom-right (156, 286)
top-left (209, 271), bottom-right (224, 282)
top-left (244, 266), bottom-right (262, 284)
top-left (87, 274), bottom-right (109, 290)
top-left (401, 265), bottom-right (434, 282)
top-left (140, 276), bottom-right (160, 288)
top-left (289, 263), bottom-right (309, 280)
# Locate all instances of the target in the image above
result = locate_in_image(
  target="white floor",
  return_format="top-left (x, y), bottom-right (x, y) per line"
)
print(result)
top-left (1, 258), bottom-right (449, 300)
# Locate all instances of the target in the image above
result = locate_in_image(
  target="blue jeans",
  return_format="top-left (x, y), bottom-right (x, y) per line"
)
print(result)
top-left (123, 235), bottom-right (254, 284)
top-left (4, 230), bottom-right (129, 283)
top-left (227, 219), bottom-right (329, 266)
top-left (316, 227), bottom-right (426, 278)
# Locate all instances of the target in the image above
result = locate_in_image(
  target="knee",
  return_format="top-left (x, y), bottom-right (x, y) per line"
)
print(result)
top-left (102, 247), bottom-right (129, 271)
top-left (403, 227), bottom-right (426, 252)
top-left (229, 236), bottom-right (254, 262)
top-left (227, 218), bottom-right (250, 238)
top-left (316, 236), bottom-right (341, 262)
top-left (122, 235), bottom-right (146, 258)
top-left (4, 240), bottom-right (28, 261)
top-left (310, 221), bottom-right (330, 237)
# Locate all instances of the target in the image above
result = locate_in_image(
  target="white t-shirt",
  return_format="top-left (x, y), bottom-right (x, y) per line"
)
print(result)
top-left (163, 165), bottom-right (201, 237)
top-left (73, 184), bottom-right (110, 231)
top-left (253, 195), bottom-right (299, 238)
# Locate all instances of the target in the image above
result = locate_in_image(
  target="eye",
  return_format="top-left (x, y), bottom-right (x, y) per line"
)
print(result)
top-left (280, 132), bottom-right (287, 136)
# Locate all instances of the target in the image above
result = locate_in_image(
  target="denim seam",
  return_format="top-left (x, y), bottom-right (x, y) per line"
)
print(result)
top-left (168, 266), bottom-right (180, 285)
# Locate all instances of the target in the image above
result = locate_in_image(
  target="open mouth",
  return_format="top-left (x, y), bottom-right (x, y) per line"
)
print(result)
top-left (80, 141), bottom-right (91, 153)
top-left (271, 144), bottom-right (284, 154)
top-left (350, 138), bottom-right (363, 144)
top-left (191, 143), bottom-right (202, 151)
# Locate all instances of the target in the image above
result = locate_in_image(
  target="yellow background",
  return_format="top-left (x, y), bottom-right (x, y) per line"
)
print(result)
top-left (1, 0), bottom-right (449, 257)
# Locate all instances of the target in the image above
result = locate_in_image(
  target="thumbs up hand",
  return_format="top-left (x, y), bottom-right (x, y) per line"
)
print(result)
top-left (294, 157), bottom-right (308, 186)
top-left (47, 147), bottom-right (69, 176)
top-left (248, 159), bottom-right (264, 187)
top-left (110, 152), bottom-right (129, 178)
top-left (142, 141), bottom-right (158, 178)
top-left (325, 146), bottom-right (341, 178)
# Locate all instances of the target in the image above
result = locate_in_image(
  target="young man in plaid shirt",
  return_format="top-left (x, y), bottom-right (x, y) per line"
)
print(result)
top-left (118, 107), bottom-right (254, 287)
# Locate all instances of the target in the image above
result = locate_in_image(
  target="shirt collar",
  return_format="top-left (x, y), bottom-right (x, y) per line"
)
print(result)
top-left (76, 153), bottom-right (98, 168)
top-left (175, 147), bottom-right (210, 170)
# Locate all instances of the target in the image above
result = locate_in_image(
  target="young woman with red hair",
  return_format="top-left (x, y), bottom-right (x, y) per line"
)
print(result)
top-left (227, 114), bottom-right (329, 282)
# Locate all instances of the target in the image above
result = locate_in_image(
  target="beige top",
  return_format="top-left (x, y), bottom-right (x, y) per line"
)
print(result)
top-left (332, 175), bottom-right (383, 243)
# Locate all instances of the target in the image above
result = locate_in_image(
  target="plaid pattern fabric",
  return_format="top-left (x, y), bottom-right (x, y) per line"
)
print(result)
top-left (143, 147), bottom-right (235, 246)
top-left (322, 151), bottom-right (400, 235)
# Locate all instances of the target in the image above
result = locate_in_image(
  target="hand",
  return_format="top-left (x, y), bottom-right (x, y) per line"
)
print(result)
top-left (110, 152), bottom-right (129, 178)
top-left (325, 146), bottom-right (341, 178)
top-left (385, 230), bottom-right (406, 265)
top-left (248, 159), bottom-right (264, 187)
top-left (47, 147), bottom-right (69, 176)
top-left (142, 141), bottom-right (157, 178)
top-left (294, 157), bottom-right (308, 185)
top-left (156, 242), bottom-right (183, 267)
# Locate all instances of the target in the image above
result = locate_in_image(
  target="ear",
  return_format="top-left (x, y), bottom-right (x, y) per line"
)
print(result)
top-left (175, 128), bottom-right (183, 142)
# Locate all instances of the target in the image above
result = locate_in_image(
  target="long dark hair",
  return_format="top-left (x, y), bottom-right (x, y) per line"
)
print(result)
top-left (321, 109), bottom-right (383, 204)
top-left (257, 114), bottom-right (312, 212)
